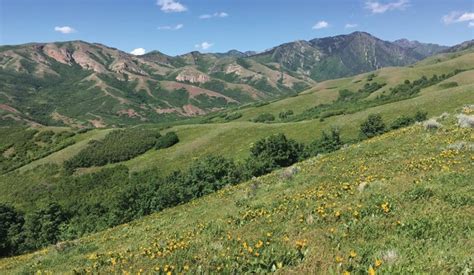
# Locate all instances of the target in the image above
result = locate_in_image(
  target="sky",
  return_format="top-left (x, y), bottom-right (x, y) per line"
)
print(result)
top-left (1, 0), bottom-right (473, 56)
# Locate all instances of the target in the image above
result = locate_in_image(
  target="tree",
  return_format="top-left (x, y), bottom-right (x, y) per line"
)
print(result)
top-left (0, 203), bottom-right (24, 256)
top-left (250, 134), bottom-right (305, 168)
top-left (360, 114), bottom-right (386, 138)
top-left (22, 202), bottom-right (66, 251)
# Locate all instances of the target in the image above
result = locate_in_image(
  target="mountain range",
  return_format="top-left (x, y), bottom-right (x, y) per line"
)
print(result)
top-left (0, 32), bottom-right (455, 128)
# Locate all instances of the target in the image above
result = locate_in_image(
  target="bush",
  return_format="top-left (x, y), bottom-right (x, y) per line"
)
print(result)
top-left (360, 114), bottom-right (386, 138)
top-left (156, 132), bottom-right (179, 150)
top-left (224, 113), bottom-right (242, 121)
top-left (414, 111), bottom-right (428, 122)
top-left (308, 128), bottom-right (343, 156)
top-left (279, 110), bottom-right (294, 120)
top-left (250, 134), bottom-right (305, 168)
top-left (390, 116), bottom-right (415, 130)
top-left (253, 113), bottom-right (275, 123)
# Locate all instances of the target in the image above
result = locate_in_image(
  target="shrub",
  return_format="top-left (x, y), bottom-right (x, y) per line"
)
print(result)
top-left (253, 113), bottom-right (275, 123)
top-left (250, 134), bottom-right (305, 168)
top-left (224, 113), bottom-right (242, 121)
top-left (414, 111), bottom-right (428, 122)
top-left (278, 110), bottom-right (294, 120)
top-left (156, 132), bottom-right (179, 150)
top-left (308, 128), bottom-right (343, 156)
top-left (360, 114), bottom-right (386, 138)
top-left (390, 116), bottom-right (414, 130)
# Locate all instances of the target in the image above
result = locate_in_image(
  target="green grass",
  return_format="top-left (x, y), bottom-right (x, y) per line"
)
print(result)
top-left (1, 114), bottom-right (472, 274)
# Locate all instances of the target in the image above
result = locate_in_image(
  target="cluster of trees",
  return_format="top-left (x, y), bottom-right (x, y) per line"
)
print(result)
top-left (65, 129), bottom-right (179, 172)
top-left (389, 73), bottom-right (458, 98)
top-left (0, 203), bottom-right (66, 256)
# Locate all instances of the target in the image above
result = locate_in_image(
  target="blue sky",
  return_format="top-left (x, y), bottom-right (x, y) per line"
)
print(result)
top-left (1, 0), bottom-right (473, 56)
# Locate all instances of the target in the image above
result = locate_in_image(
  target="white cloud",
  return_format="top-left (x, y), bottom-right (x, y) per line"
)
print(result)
top-left (312, 21), bottom-right (329, 30)
top-left (199, 12), bottom-right (228, 19)
top-left (365, 0), bottom-right (409, 14)
top-left (54, 26), bottom-right (76, 34)
top-left (157, 0), bottom-right (187, 13)
top-left (194, 42), bottom-right (213, 50)
top-left (345, 23), bottom-right (358, 28)
top-left (469, 21), bottom-right (474, 28)
top-left (442, 11), bottom-right (474, 25)
top-left (158, 23), bottom-right (184, 30)
top-left (130, 48), bottom-right (146, 55)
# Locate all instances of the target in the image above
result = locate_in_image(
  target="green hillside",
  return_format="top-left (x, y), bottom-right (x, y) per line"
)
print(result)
top-left (0, 110), bottom-right (472, 273)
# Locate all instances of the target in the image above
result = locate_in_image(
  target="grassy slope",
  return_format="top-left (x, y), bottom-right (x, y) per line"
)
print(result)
top-left (12, 49), bottom-right (472, 175)
top-left (1, 116), bottom-right (472, 273)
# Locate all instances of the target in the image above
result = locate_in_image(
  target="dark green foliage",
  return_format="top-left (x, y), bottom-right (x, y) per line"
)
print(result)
top-left (307, 128), bottom-right (343, 156)
top-left (338, 89), bottom-right (354, 101)
top-left (155, 132), bottom-right (179, 150)
top-left (0, 128), bottom-right (76, 173)
top-left (250, 78), bottom-right (274, 94)
top-left (224, 113), bottom-right (242, 121)
top-left (253, 113), bottom-right (275, 123)
top-left (390, 116), bottom-right (415, 130)
top-left (360, 114), bottom-right (386, 138)
top-left (211, 72), bottom-right (239, 82)
top-left (65, 129), bottom-right (160, 171)
top-left (191, 94), bottom-right (230, 109)
top-left (414, 110), bottom-right (428, 122)
top-left (0, 204), bottom-right (24, 256)
top-left (21, 203), bottom-right (66, 251)
top-left (390, 110), bottom-right (428, 130)
top-left (236, 58), bottom-right (252, 69)
top-left (250, 134), bottom-right (305, 168)
top-left (292, 82), bottom-right (310, 93)
top-left (278, 110), bottom-right (294, 120)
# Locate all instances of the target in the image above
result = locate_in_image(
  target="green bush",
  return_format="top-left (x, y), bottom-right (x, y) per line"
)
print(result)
top-left (308, 128), bottom-right (343, 156)
top-left (278, 110), bottom-right (294, 120)
top-left (253, 113), bottom-right (275, 123)
top-left (224, 113), bottom-right (242, 121)
top-left (414, 110), bottom-right (428, 122)
top-left (156, 132), bottom-right (179, 150)
top-left (390, 116), bottom-right (415, 130)
top-left (360, 114), bottom-right (386, 138)
top-left (250, 134), bottom-right (305, 168)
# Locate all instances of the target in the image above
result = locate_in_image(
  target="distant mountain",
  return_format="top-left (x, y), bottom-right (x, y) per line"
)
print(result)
top-left (251, 32), bottom-right (443, 81)
top-left (0, 32), bottom-right (449, 127)
top-left (393, 39), bottom-right (448, 57)
top-left (441, 39), bottom-right (474, 53)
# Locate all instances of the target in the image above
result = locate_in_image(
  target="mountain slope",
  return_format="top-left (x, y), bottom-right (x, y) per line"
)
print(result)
top-left (393, 38), bottom-right (448, 57)
top-left (251, 32), bottom-right (439, 81)
top-left (0, 33), bottom-right (452, 127)
top-left (0, 114), bottom-right (472, 273)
